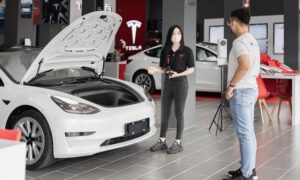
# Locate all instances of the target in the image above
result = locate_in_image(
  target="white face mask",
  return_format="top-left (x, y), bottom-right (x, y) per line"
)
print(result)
top-left (171, 34), bottom-right (182, 44)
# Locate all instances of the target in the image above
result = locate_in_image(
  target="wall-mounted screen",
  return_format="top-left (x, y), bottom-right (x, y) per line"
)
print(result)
top-left (209, 26), bottom-right (224, 44)
top-left (249, 23), bottom-right (268, 53)
top-left (0, 0), bottom-right (5, 20)
top-left (21, 0), bottom-right (33, 18)
top-left (274, 23), bottom-right (284, 54)
top-left (249, 24), bottom-right (267, 39)
top-left (42, 0), bottom-right (69, 25)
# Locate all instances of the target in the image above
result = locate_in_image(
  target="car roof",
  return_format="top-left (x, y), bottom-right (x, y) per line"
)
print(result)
top-left (197, 42), bottom-right (217, 52)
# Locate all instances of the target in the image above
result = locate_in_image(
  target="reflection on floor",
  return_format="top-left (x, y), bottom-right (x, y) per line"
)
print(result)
top-left (26, 98), bottom-right (300, 180)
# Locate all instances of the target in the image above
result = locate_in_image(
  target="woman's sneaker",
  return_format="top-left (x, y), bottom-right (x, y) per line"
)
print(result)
top-left (150, 139), bottom-right (168, 152)
top-left (167, 141), bottom-right (183, 154)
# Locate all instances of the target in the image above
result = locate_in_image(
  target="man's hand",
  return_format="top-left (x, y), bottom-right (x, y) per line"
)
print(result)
top-left (225, 86), bottom-right (234, 100)
top-left (148, 67), bottom-right (157, 74)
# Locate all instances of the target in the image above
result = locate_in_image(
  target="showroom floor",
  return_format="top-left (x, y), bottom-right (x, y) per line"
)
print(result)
top-left (26, 97), bottom-right (300, 180)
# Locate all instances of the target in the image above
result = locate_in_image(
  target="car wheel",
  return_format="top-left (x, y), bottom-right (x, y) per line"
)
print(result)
top-left (11, 110), bottom-right (55, 170)
top-left (133, 71), bottom-right (155, 93)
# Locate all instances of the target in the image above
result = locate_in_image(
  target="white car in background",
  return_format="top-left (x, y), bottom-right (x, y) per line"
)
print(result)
top-left (125, 43), bottom-right (221, 93)
top-left (0, 12), bottom-right (156, 169)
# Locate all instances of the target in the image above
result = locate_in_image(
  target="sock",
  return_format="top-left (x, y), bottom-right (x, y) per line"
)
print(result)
top-left (159, 137), bottom-right (166, 142)
top-left (175, 139), bottom-right (181, 144)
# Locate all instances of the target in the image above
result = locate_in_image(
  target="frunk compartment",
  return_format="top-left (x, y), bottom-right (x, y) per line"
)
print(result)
top-left (72, 86), bottom-right (141, 107)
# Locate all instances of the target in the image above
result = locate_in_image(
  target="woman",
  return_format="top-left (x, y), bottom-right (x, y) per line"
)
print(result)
top-left (148, 25), bottom-right (195, 154)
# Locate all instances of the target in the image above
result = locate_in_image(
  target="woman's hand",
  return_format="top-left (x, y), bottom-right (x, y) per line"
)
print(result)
top-left (148, 67), bottom-right (157, 74)
top-left (169, 71), bottom-right (179, 79)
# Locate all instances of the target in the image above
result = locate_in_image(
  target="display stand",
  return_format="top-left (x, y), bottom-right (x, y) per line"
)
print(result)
top-left (208, 65), bottom-right (233, 135)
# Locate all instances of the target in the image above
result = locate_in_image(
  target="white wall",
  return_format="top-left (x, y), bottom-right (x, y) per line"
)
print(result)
top-left (104, 0), bottom-right (116, 53)
top-left (204, 15), bottom-right (284, 62)
top-left (70, 0), bottom-right (82, 23)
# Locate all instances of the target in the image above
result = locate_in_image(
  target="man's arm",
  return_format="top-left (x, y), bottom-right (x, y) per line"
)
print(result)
top-left (229, 54), bottom-right (250, 86)
top-left (225, 54), bottom-right (250, 100)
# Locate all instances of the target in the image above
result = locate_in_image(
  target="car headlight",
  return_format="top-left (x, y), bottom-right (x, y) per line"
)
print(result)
top-left (51, 96), bottom-right (100, 114)
top-left (144, 89), bottom-right (153, 102)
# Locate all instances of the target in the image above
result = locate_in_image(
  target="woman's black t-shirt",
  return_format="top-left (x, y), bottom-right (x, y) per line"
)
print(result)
top-left (159, 45), bottom-right (195, 73)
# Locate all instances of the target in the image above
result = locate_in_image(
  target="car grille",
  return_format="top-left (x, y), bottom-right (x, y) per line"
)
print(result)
top-left (100, 118), bottom-right (150, 146)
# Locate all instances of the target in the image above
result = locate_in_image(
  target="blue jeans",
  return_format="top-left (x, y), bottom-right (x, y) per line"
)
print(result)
top-left (229, 88), bottom-right (258, 178)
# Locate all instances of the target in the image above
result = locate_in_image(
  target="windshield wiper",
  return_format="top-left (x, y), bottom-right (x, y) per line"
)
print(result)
top-left (81, 66), bottom-right (110, 84)
top-left (25, 69), bottom-right (54, 85)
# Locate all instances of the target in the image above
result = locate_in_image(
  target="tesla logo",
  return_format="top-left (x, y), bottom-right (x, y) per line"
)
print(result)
top-left (127, 20), bottom-right (141, 44)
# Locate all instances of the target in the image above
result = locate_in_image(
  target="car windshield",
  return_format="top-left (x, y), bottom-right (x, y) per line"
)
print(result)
top-left (0, 49), bottom-right (39, 82)
top-left (0, 48), bottom-right (96, 83)
top-left (36, 68), bottom-right (95, 82)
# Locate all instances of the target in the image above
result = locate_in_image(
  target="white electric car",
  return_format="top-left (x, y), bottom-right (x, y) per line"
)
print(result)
top-left (125, 43), bottom-right (221, 93)
top-left (0, 12), bottom-right (156, 169)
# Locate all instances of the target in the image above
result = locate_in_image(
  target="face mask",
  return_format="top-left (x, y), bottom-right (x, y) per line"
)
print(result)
top-left (171, 34), bottom-right (182, 44)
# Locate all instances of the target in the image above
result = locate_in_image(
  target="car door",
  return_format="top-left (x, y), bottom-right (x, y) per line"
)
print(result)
top-left (195, 46), bottom-right (221, 92)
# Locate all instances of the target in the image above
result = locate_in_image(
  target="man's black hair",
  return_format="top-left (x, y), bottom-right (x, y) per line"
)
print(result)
top-left (231, 8), bottom-right (251, 25)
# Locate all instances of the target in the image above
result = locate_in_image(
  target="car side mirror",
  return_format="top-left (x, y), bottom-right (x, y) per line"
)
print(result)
top-left (206, 56), bottom-right (218, 61)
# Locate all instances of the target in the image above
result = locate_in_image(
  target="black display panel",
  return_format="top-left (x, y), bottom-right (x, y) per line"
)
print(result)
top-left (42, 0), bottom-right (69, 25)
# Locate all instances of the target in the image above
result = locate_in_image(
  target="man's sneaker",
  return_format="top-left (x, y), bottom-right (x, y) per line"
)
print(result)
top-left (228, 168), bottom-right (258, 180)
top-left (223, 175), bottom-right (253, 180)
top-left (166, 141), bottom-right (183, 154)
top-left (150, 139), bottom-right (168, 152)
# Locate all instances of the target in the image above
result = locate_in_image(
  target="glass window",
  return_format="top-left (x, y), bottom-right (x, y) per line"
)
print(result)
top-left (144, 47), bottom-right (162, 58)
top-left (196, 47), bottom-right (217, 61)
top-left (207, 51), bottom-right (217, 59)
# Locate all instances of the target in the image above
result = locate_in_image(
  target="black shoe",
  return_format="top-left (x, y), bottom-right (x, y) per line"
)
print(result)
top-left (223, 175), bottom-right (253, 180)
top-left (228, 168), bottom-right (257, 179)
top-left (166, 141), bottom-right (183, 154)
top-left (150, 139), bottom-right (168, 152)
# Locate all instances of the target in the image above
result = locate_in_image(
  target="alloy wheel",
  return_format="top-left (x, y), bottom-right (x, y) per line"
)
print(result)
top-left (14, 117), bottom-right (45, 165)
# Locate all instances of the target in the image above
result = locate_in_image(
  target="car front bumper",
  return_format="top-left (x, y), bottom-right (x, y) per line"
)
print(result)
top-left (47, 101), bottom-right (156, 158)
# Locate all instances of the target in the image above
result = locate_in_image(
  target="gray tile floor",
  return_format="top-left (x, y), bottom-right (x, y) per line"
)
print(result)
top-left (26, 98), bottom-right (300, 180)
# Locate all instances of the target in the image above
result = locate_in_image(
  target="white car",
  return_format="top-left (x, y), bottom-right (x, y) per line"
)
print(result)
top-left (0, 12), bottom-right (156, 169)
top-left (125, 43), bottom-right (221, 93)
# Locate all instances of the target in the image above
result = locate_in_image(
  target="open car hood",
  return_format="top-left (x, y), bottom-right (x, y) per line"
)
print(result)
top-left (21, 11), bottom-right (122, 83)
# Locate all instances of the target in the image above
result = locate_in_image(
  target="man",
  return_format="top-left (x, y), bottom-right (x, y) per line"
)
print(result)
top-left (223, 8), bottom-right (260, 180)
